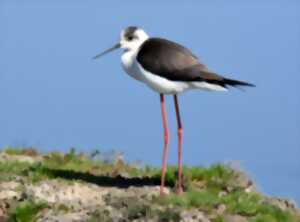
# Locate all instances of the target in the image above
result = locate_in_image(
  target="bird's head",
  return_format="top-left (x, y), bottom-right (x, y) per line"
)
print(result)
top-left (120, 26), bottom-right (149, 51)
top-left (93, 26), bottom-right (149, 59)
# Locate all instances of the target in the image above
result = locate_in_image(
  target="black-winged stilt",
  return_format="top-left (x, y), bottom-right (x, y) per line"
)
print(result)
top-left (94, 26), bottom-right (254, 195)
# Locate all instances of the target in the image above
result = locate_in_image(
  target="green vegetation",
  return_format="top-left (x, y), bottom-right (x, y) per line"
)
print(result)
top-left (159, 189), bottom-right (219, 210)
top-left (4, 146), bottom-right (38, 156)
top-left (159, 189), bottom-right (299, 221)
top-left (213, 215), bottom-right (226, 222)
top-left (157, 208), bottom-right (181, 222)
top-left (150, 164), bottom-right (239, 189)
top-left (9, 200), bottom-right (48, 222)
top-left (42, 148), bottom-right (141, 178)
top-left (0, 161), bottom-right (33, 176)
top-left (88, 210), bottom-right (113, 222)
top-left (1, 147), bottom-right (299, 222)
top-left (0, 147), bottom-right (141, 183)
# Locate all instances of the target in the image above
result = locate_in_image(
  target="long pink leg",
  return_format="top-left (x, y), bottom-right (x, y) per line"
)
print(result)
top-left (174, 94), bottom-right (183, 194)
top-left (160, 94), bottom-right (169, 195)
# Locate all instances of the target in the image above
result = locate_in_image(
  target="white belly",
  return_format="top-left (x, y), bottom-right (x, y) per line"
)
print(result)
top-left (121, 51), bottom-right (227, 94)
top-left (136, 63), bottom-right (191, 94)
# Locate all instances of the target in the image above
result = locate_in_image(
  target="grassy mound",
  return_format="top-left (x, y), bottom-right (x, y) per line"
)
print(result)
top-left (0, 147), bottom-right (299, 222)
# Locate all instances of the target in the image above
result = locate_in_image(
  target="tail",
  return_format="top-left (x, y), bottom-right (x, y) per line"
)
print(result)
top-left (223, 78), bottom-right (255, 88)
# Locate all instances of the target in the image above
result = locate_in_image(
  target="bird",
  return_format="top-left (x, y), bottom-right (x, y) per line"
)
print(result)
top-left (93, 26), bottom-right (254, 195)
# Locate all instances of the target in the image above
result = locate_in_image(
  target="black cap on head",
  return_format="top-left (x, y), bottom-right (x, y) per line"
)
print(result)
top-left (124, 26), bottom-right (138, 39)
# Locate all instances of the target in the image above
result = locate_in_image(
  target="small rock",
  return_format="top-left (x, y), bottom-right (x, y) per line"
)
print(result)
top-left (223, 214), bottom-right (248, 222)
top-left (0, 215), bottom-right (8, 222)
top-left (218, 191), bottom-right (227, 198)
top-left (180, 209), bottom-right (210, 222)
top-left (26, 180), bottom-right (107, 210)
top-left (0, 181), bottom-right (20, 190)
top-left (216, 204), bottom-right (226, 215)
top-left (0, 152), bottom-right (41, 163)
top-left (245, 185), bottom-right (255, 193)
top-left (193, 180), bottom-right (206, 190)
top-left (0, 190), bottom-right (20, 200)
top-left (265, 197), bottom-right (298, 211)
top-left (37, 209), bottom-right (90, 222)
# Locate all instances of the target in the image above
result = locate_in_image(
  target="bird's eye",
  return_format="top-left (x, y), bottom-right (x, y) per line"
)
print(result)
top-left (127, 35), bottom-right (135, 41)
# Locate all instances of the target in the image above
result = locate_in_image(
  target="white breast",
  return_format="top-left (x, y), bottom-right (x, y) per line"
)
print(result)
top-left (121, 50), bottom-right (144, 82)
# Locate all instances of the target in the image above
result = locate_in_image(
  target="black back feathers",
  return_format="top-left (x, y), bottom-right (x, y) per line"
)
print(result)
top-left (137, 38), bottom-right (254, 88)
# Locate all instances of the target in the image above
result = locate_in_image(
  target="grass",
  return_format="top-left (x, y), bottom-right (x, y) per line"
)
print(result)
top-left (0, 161), bottom-right (33, 175)
top-left (88, 210), bottom-right (113, 222)
top-left (1, 147), bottom-right (300, 222)
top-left (4, 146), bottom-right (39, 156)
top-left (0, 147), bottom-right (141, 183)
top-left (251, 205), bottom-right (298, 222)
top-left (213, 215), bottom-right (226, 222)
top-left (158, 189), bottom-right (219, 210)
top-left (0, 161), bottom-right (54, 183)
top-left (157, 208), bottom-right (181, 222)
top-left (160, 190), bottom-right (299, 222)
top-left (2, 147), bottom-right (235, 184)
top-left (8, 200), bottom-right (48, 222)
top-left (42, 148), bottom-right (141, 177)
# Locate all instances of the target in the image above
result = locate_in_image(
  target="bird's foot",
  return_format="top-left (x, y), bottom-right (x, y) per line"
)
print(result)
top-left (176, 186), bottom-right (183, 195)
top-left (160, 187), bottom-right (169, 196)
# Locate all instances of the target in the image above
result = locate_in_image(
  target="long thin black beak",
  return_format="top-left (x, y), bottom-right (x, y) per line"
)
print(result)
top-left (93, 43), bottom-right (121, 59)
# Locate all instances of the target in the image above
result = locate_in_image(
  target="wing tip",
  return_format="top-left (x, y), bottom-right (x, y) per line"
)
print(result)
top-left (224, 78), bottom-right (256, 88)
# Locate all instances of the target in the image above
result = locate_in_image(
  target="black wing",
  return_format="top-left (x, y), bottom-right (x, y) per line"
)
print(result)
top-left (137, 38), bottom-right (254, 87)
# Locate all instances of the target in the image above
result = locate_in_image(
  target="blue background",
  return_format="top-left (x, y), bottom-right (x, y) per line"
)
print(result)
top-left (1, 1), bottom-right (299, 203)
